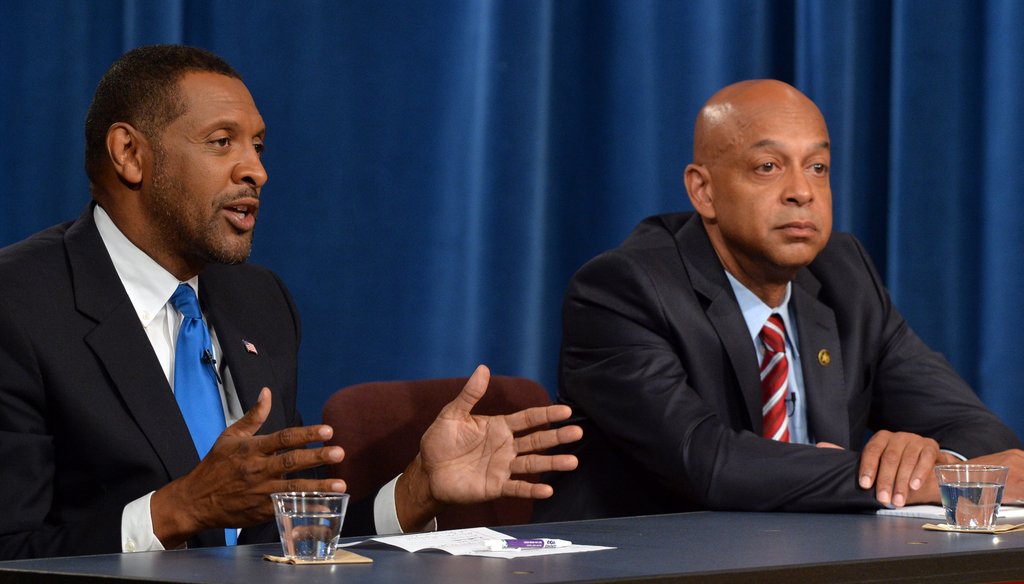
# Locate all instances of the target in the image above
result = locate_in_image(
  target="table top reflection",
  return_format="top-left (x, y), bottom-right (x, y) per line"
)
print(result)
top-left (2, 511), bottom-right (1024, 583)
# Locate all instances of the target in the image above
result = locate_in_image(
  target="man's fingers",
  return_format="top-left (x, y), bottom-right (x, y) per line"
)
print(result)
top-left (280, 444), bottom-right (345, 472)
top-left (513, 425), bottom-right (582, 454)
top-left (858, 430), bottom-right (890, 490)
top-left (232, 443), bottom-right (345, 480)
top-left (890, 441), bottom-right (923, 507)
top-left (438, 365), bottom-right (490, 421)
top-left (250, 423), bottom-right (336, 455)
top-left (272, 443), bottom-right (345, 473)
top-left (889, 438), bottom-right (939, 507)
top-left (265, 478), bottom-right (348, 496)
top-left (227, 387), bottom-right (273, 437)
top-left (910, 447), bottom-right (937, 491)
top-left (500, 479), bottom-right (555, 500)
top-left (509, 453), bottom-right (579, 475)
top-left (873, 444), bottom-right (906, 506)
top-left (909, 438), bottom-right (940, 490)
top-left (225, 388), bottom-right (332, 455)
top-left (504, 404), bottom-right (573, 433)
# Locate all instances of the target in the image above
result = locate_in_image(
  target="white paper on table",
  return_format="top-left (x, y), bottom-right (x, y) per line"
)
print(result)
top-left (338, 526), bottom-right (614, 558)
top-left (877, 504), bottom-right (1024, 520)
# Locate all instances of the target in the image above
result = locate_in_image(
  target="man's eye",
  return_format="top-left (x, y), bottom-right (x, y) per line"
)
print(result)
top-left (757, 162), bottom-right (776, 172)
top-left (254, 142), bottom-right (265, 156)
top-left (811, 163), bottom-right (828, 174)
top-left (212, 138), bottom-right (230, 148)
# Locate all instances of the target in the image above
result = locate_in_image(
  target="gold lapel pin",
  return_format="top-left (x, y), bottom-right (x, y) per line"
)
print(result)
top-left (818, 349), bottom-right (831, 366)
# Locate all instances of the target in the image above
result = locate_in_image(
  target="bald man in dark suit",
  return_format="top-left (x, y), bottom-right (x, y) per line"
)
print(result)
top-left (536, 80), bottom-right (1023, 522)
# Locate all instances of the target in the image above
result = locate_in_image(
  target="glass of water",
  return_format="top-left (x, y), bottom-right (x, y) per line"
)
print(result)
top-left (934, 464), bottom-right (1009, 529)
top-left (271, 492), bottom-right (350, 560)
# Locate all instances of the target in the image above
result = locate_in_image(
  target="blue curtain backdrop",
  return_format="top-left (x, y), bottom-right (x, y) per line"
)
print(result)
top-left (3, 0), bottom-right (1023, 438)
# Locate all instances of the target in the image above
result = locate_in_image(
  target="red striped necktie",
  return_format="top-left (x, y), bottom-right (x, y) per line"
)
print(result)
top-left (759, 313), bottom-right (790, 442)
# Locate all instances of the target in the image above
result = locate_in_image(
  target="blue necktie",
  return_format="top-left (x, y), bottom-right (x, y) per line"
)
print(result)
top-left (170, 283), bottom-right (237, 546)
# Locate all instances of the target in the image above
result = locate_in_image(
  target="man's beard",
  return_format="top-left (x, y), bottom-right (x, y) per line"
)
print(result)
top-left (148, 154), bottom-right (255, 267)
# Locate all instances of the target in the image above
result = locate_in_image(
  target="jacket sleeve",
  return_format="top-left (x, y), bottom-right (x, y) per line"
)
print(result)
top-left (0, 298), bottom-right (122, 560)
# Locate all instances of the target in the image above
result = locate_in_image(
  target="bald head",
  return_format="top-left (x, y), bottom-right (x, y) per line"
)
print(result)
top-left (683, 79), bottom-right (833, 307)
top-left (693, 80), bottom-right (827, 167)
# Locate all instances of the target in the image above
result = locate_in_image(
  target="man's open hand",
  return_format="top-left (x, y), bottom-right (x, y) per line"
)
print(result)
top-left (151, 388), bottom-right (346, 548)
top-left (395, 365), bottom-right (582, 531)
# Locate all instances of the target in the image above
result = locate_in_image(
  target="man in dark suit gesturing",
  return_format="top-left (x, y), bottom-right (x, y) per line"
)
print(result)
top-left (536, 79), bottom-right (1024, 522)
top-left (0, 45), bottom-right (581, 560)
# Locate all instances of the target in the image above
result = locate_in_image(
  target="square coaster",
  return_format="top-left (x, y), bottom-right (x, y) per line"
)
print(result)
top-left (923, 522), bottom-right (1024, 534)
top-left (263, 549), bottom-right (373, 564)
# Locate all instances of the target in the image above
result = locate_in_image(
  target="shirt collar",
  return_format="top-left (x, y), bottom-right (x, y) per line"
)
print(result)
top-left (93, 205), bottom-right (199, 326)
top-left (724, 270), bottom-right (799, 355)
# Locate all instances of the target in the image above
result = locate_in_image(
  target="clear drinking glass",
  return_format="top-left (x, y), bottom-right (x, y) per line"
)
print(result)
top-left (934, 464), bottom-right (1009, 529)
top-left (270, 492), bottom-right (350, 560)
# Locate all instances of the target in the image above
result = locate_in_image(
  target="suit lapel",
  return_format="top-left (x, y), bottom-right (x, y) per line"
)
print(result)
top-left (66, 209), bottom-right (201, 481)
top-left (792, 270), bottom-right (849, 446)
top-left (200, 274), bottom-right (288, 433)
top-left (674, 216), bottom-right (764, 432)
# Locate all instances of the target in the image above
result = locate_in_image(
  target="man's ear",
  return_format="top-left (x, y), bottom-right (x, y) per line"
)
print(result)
top-left (684, 163), bottom-right (717, 221)
top-left (105, 122), bottom-right (147, 187)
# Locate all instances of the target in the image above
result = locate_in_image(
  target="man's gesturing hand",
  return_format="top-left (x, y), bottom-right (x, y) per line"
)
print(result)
top-left (151, 388), bottom-right (346, 549)
top-left (394, 365), bottom-right (582, 531)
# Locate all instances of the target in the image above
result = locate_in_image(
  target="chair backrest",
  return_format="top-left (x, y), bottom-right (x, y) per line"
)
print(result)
top-left (322, 375), bottom-right (552, 530)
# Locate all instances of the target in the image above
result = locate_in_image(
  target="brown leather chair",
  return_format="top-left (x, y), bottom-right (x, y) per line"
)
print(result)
top-left (322, 374), bottom-right (552, 530)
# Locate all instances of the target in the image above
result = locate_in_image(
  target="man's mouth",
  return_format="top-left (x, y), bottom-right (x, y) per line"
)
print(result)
top-left (222, 198), bottom-right (259, 232)
top-left (228, 204), bottom-right (255, 219)
top-left (779, 220), bottom-right (817, 235)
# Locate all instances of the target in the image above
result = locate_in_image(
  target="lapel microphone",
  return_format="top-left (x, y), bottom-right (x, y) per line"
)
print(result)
top-left (201, 349), bottom-right (224, 386)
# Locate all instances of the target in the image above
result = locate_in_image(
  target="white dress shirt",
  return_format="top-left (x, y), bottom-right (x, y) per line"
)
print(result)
top-left (93, 206), bottom-right (413, 552)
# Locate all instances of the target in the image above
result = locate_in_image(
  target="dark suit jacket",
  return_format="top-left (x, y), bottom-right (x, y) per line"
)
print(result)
top-left (0, 207), bottom-right (371, 560)
top-left (535, 212), bottom-right (1021, 522)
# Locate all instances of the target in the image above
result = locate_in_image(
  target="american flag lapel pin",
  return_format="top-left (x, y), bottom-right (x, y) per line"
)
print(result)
top-left (242, 339), bottom-right (259, 355)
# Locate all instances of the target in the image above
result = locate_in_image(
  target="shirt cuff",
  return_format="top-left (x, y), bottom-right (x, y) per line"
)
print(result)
top-left (372, 474), bottom-right (438, 535)
top-left (940, 448), bottom-right (968, 461)
top-left (121, 492), bottom-right (166, 553)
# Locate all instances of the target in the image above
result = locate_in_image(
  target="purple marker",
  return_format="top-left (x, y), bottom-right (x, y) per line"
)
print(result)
top-left (483, 538), bottom-right (572, 551)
